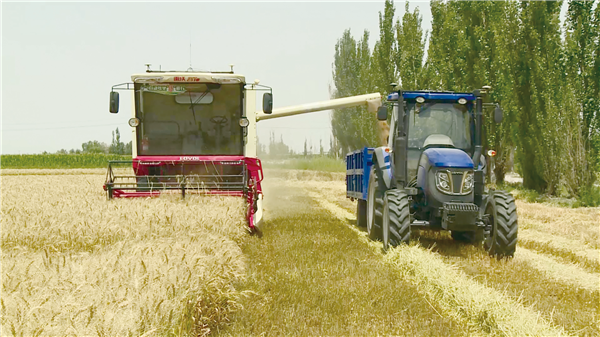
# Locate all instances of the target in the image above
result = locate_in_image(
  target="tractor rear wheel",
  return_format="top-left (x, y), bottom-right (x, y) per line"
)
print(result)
top-left (484, 190), bottom-right (518, 258)
top-left (357, 199), bottom-right (367, 227)
top-left (367, 167), bottom-right (383, 240)
top-left (383, 189), bottom-right (411, 251)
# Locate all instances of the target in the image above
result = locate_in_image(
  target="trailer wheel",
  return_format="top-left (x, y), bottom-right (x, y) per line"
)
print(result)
top-left (357, 199), bottom-right (367, 227)
top-left (383, 189), bottom-right (411, 251)
top-left (367, 167), bottom-right (383, 240)
top-left (484, 191), bottom-right (518, 258)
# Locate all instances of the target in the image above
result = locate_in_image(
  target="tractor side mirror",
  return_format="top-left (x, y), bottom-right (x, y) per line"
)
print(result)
top-left (494, 104), bottom-right (503, 123)
top-left (109, 91), bottom-right (119, 114)
top-left (263, 93), bottom-right (273, 114)
top-left (377, 106), bottom-right (388, 121)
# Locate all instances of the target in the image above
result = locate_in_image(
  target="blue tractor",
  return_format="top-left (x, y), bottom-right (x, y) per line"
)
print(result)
top-left (346, 87), bottom-right (518, 257)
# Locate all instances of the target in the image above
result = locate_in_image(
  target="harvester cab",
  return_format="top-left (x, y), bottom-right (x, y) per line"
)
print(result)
top-left (105, 66), bottom-right (383, 232)
top-left (347, 87), bottom-right (518, 257)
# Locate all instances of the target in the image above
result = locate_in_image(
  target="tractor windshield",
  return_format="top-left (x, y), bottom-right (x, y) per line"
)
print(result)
top-left (406, 102), bottom-right (472, 178)
top-left (407, 102), bottom-right (471, 150)
top-left (135, 83), bottom-right (243, 156)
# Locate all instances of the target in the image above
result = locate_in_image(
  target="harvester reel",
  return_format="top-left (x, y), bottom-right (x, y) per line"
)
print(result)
top-left (483, 191), bottom-right (518, 258)
top-left (367, 167), bottom-right (384, 240)
top-left (382, 189), bottom-right (411, 251)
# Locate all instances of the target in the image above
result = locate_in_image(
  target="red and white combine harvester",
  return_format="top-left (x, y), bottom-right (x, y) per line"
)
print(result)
top-left (105, 65), bottom-right (381, 231)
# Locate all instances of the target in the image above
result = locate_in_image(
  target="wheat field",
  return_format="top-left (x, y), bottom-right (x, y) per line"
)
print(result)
top-left (1, 170), bottom-right (248, 336)
top-left (2, 168), bottom-right (599, 336)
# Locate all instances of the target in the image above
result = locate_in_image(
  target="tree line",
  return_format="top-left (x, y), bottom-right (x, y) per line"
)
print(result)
top-left (49, 128), bottom-right (132, 155)
top-left (331, 0), bottom-right (599, 197)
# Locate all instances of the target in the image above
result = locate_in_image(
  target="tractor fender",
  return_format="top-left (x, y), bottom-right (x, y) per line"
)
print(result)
top-left (372, 147), bottom-right (393, 190)
top-left (480, 191), bottom-right (495, 217)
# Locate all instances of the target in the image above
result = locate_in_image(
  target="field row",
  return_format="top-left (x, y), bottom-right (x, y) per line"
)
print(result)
top-left (2, 169), bottom-right (598, 336)
top-left (276, 171), bottom-right (599, 336)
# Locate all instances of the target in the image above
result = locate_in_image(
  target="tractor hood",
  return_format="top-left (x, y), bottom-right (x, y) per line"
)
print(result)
top-left (423, 148), bottom-right (474, 168)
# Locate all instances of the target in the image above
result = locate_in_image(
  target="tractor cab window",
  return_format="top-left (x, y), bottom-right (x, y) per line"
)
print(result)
top-left (136, 83), bottom-right (243, 156)
top-left (406, 102), bottom-right (472, 177)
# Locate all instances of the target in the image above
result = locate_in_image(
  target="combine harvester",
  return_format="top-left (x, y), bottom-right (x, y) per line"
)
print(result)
top-left (104, 65), bottom-right (382, 231)
top-left (346, 86), bottom-right (518, 257)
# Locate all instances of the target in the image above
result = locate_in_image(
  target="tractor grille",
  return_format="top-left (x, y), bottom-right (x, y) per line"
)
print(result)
top-left (451, 172), bottom-right (465, 194)
top-left (443, 202), bottom-right (479, 213)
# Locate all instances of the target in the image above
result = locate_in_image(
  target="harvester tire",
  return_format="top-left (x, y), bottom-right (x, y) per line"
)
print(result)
top-left (357, 199), bottom-right (367, 227)
top-left (484, 190), bottom-right (518, 258)
top-left (367, 167), bottom-right (383, 240)
top-left (383, 189), bottom-right (411, 251)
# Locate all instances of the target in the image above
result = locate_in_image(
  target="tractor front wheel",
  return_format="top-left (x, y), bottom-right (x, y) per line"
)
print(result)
top-left (484, 191), bottom-right (518, 258)
top-left (383, 189), bottom-right (411, 251)
top-left (367, 167), bottom-right (383, 240)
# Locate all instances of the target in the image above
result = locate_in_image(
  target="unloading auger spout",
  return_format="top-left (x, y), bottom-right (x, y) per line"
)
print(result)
top-left (256, 93), bottom-right (382, 121)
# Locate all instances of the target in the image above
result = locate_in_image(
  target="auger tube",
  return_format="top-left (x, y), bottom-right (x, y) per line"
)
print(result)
top-left (256, 93), bottom-right (382, 121)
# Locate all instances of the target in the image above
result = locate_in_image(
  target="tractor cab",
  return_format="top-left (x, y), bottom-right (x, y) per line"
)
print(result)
top-left (387, 92), bottom-right (476, 180)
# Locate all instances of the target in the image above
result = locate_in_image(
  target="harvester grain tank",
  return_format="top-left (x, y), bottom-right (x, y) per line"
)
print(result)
top-left (346, 87), bottom-right (518, 257)
top-left (105, 66), bottom-right (382, 231)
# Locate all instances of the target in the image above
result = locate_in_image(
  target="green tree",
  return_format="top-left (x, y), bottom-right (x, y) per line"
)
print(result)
top-left (109, 128), bottom-right (126, 155)
top-left (331, 29), bottom-right (380, 153)
top-left (81, 140), bottom-right (108, 154)
top-left (396, 2), bottom-right (426, 90)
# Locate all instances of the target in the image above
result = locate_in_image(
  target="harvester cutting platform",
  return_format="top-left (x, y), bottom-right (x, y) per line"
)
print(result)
top-left (105, 66), bottom-right (382, 231)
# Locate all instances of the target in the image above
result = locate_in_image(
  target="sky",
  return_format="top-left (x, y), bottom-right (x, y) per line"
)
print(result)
top-left (1, 1), bottom-right (435, 155)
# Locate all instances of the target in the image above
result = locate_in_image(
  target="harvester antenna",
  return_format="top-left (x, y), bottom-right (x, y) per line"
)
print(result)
top-left (230, 64), bottom-right (234, 73)
top-left (188, 27), bottom-right (193, 71)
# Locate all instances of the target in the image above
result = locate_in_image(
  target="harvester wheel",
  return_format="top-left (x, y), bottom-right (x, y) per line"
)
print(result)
top-left (383, 189), bottom-right (411, 251)
top-left (357, 199), bottom-right (367, 227)
top-left (367, 167), bottom-right (383, 240)
top-left (484, 190), bottom-right (518, 258)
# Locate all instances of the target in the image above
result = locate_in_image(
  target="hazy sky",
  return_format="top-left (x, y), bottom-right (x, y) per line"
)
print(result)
top-left (2, 1), bottom-right (433, 154)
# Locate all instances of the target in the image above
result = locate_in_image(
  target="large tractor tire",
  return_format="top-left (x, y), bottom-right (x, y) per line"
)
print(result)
top-left (367, 166), bottom-right (384, 240)
top-left (484, 190), bottom-right (518, 257)
top-left (357, 199), bottom-right (367, 227)
top-left (383, 189), bottom-right (411, 251)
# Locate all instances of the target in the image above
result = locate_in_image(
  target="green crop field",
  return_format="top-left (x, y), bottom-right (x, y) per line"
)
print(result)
top-left (0, 154), bottom-right (131, 169)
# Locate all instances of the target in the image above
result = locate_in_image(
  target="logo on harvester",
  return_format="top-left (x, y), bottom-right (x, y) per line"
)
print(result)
top-left (220, 161), bottom-right (243, 165)
top-left (180, 156), bottom-right (201, 161)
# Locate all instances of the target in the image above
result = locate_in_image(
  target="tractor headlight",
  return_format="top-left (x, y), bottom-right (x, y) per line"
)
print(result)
top-left (435, 171), bottom-right (452, 194)
top-left (461, 171), bottom-right (474, 194)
